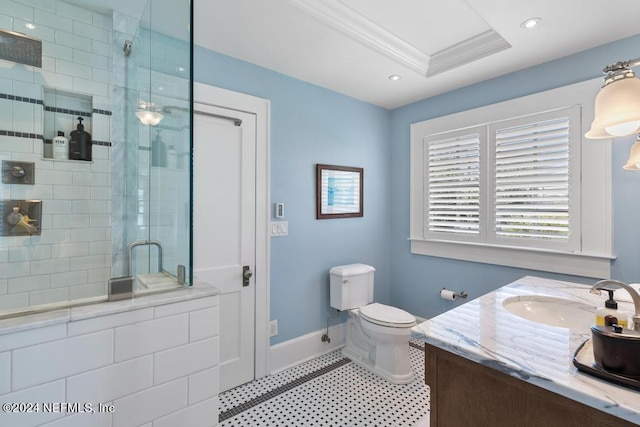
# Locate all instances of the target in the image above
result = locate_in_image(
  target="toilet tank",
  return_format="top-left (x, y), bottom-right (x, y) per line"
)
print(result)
top-left (329, 263), bottom-right (376, 310)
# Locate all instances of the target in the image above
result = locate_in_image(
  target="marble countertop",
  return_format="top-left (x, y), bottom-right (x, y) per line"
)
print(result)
top-left (411, 276), bottom-right (640, 424)
top-left (0, 280), bottom-right (219, 335)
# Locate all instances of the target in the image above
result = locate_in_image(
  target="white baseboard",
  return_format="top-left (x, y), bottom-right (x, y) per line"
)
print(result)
top-left (269, 322), bottom-right (346, 374)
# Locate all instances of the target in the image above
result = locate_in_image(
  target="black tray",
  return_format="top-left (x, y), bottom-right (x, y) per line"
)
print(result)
top-left (573, 339), bottom-right (640, 392)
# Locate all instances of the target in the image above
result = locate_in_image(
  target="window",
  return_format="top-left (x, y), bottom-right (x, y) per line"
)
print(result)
top-left (410, 79), bottom-right (614, 278)
top-left (489, 110), bottom-right (580, 252)
top-left (425, 129), bottom-right (483, 241)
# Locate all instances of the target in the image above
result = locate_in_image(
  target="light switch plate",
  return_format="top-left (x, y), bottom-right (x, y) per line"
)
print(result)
top-left (270, 221), bottom-right (288, 237)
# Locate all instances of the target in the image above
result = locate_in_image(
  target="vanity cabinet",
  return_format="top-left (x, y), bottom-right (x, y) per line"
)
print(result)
top-left (425, 343), bottom-right (635, 427)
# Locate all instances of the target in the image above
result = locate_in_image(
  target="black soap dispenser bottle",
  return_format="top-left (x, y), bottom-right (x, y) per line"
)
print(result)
top-left (151, 129), bottom-right (167, 167)
top-left (69, 116), bottom-right (92, 161)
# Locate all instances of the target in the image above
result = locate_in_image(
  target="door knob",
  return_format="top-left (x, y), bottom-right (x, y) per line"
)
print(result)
top-left (243, 265), bottom-right (253, 287)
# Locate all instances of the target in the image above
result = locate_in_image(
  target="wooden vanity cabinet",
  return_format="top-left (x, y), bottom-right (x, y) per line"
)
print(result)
top-left (425, 343), bottom-right (635, 427)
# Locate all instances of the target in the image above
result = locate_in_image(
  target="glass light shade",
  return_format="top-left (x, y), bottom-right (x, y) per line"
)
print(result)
top-left (135, 110), bottom-right (164, 126)
top-left (585, 75), bottom-right (640, 139)
top-left (623, 139), bottom-right (640, 170)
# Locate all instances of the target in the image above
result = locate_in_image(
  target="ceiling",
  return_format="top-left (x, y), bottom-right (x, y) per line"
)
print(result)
top-left (193, 0), bottom-right (640, 109)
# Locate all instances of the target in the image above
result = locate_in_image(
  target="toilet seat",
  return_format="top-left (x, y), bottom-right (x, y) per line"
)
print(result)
top-left (359, 303), bottom-right (416, 328)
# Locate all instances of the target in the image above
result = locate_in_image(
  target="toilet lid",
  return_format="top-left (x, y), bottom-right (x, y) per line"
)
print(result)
top-left (359, 303), bottom-right (416, 328)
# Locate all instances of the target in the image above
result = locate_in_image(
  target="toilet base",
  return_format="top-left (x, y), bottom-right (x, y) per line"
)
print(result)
top-left (342, 310), bottom-right (415, 384)
top-left (342, 345), bottom-right (414, 384)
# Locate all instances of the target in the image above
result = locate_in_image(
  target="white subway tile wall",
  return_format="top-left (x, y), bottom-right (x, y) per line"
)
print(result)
top-left (0, 0), bottom-right (113, 312)
top-left (0, 294), bottom-right (220, 427)
top-left (0, 380), bottom-right (67, 425)
top-left (114, 313), bottom-right (189, 362)
top-left (12, 329), bottom-right (114, 390)
top-left (0, 351), bottom-right (10, 395)
top-left (189, 366), bottom-right (221, 406)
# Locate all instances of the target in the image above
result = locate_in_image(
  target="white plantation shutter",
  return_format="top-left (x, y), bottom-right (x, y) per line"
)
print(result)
top-left (423, 107), bottom-right (581, 251)
top-left (494, 119), bottom-right (570, 239)
top-left (489, 107), bottom-right (581, 250)
top-left (424, 128), bottom-right (484, 241)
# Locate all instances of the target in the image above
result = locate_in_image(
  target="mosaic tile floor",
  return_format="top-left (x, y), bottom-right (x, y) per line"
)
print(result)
top-left (219, 340), bottom-right (430, 426)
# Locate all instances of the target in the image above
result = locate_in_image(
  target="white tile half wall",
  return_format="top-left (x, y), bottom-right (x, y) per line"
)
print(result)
top-left (0, 288), bottom-right (220, 427)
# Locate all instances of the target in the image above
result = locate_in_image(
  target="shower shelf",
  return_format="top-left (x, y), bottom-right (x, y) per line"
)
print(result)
top-left (40, 157), bottom-right (94, 163)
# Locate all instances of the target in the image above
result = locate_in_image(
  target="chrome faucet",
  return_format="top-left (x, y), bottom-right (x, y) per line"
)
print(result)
top-left (591, 279), bottom-right (640, 332)
top-left (126, 240), bottom-right (163, 277)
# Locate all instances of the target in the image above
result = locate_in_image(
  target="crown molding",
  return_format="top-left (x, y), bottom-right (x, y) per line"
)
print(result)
top-left (288, 0), bottom-right (431, 75)
top-left (427, 30), bottom-right (511, 77)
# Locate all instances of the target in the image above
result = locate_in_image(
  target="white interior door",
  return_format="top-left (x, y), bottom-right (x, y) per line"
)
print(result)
top-left (193, 103), bottom-right (256, 392)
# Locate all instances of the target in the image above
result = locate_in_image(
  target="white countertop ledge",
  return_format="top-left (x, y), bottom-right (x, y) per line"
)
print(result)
top-left (411, 276), bottom-right (640, 424)
top-left (0, 280), bottom-right (220, 336)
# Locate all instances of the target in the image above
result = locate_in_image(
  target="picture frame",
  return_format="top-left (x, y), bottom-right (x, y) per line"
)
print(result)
top-left (316, 164), bottom-right (363, 219)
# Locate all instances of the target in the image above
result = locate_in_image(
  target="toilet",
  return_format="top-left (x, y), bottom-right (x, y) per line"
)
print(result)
top-left (330, 263), bottom-right (416, 384)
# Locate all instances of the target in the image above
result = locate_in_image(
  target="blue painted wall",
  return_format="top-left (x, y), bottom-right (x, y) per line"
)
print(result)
top-left (194, 48), bottom-right (391, 345)
top-left (389, 34), bottom-right (640, 319)
top-left (194, 33), bottom-right (640, 345)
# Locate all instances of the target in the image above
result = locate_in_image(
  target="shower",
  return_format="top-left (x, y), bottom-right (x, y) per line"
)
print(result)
top-left (0, 0), bottom-right (192, 317)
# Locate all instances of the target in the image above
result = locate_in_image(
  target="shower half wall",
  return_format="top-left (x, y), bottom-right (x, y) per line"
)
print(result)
top-left (0, 0), bottom-right (192, 317)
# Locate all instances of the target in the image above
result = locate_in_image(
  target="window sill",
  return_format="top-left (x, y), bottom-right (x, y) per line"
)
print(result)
top-left (409, 238), bottom-right (615, 279)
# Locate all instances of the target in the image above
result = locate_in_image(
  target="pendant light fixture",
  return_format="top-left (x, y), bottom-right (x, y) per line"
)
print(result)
top-left (136, 102), bottom-right (164, 126)
top-left (585, 58), bottom-right (640, 139)
top-left (623, 136), bottom-right (640, 170)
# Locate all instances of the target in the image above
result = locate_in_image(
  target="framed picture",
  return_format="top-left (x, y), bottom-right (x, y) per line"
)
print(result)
top-left (316, 164), bottom-right (363, 219)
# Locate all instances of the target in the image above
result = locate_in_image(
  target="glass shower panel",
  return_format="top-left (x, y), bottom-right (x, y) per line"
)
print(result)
top-left (123, 0), bottom-right (192, 289)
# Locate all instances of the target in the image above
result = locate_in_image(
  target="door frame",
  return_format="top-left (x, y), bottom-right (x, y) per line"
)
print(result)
top-left (194, 82), bottom-right (271, 380)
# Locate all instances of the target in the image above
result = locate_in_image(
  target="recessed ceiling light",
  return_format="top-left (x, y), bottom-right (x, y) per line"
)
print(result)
top-left (25, 23), bottom-right (36, 30)
top-left (521, 17), bottom-right (542, 30)
top-left (388, 75), bottom-right (401, 81)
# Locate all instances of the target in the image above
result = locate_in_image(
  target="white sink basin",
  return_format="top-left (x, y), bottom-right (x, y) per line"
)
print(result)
top-left (502, 295), bottom-right (596, 329)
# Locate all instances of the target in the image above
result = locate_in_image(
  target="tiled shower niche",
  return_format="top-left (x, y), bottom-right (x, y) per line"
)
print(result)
top-left (42, 87), bottom-right (92, 159)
